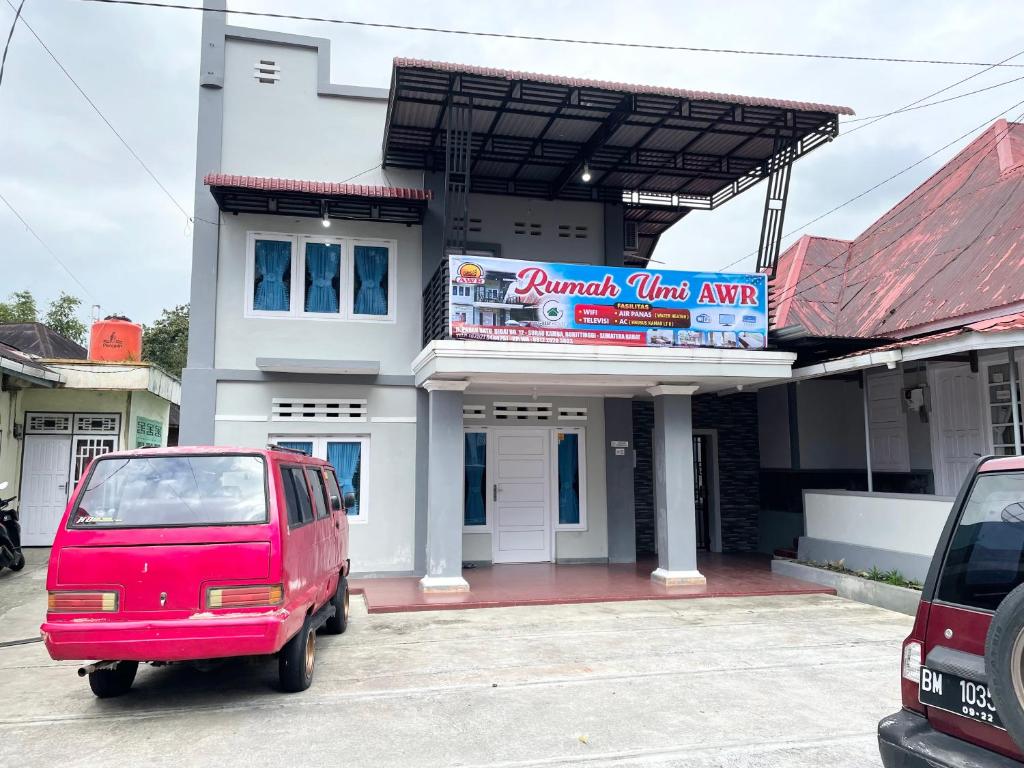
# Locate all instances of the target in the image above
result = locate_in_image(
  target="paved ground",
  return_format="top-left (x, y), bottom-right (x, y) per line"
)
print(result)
top-left (0, 549), bottom-right (912, 767)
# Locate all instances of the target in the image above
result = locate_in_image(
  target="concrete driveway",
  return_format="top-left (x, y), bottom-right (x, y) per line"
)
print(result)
top-left (0, 549), bottom-right (912, 767)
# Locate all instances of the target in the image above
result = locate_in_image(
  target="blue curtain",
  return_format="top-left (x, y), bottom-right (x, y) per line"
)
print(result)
top-left (558, 433), bottom-right (580, 525)
top-left (464, 433), bottom-right (486, 526)
top-left (304, 243), bottom-right (340, 313)
top-left (254, 239), bottom-right (291, 311)
top-left (353, 245), bottom-right (388, 316)
top-left (277, 441), bottom-right (312, 455)
top-left (327, 441), bottom-right (361, 516)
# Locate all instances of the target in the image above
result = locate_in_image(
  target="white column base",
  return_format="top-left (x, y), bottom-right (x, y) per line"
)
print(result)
top-left (651, 568), bottom-right (707, 587)
top-left (419, 575), bottom-right (470, 593)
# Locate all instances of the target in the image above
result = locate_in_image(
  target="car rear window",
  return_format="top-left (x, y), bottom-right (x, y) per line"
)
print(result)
top-left (70, 455), bottom-right (268, 528)
top-left (938, 471), bottom-right (1024, 611)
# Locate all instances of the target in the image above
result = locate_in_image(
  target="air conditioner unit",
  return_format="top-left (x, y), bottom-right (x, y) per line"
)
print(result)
top-left (623, 220), bottom-right (639, 252)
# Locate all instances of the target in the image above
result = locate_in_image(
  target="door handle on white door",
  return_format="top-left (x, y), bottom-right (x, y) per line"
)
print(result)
top-left (493, 484), bottom-right (499, 502)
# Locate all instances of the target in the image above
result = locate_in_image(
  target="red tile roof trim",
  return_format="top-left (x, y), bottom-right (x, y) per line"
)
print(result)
top-left (204, 174), bottom-right (432, 200)
top-left (393, 58), bottom-right (855, 116)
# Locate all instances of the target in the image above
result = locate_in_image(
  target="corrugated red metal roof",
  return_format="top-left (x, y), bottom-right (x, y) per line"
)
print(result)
top-left (204, 174), bottom-right (432, 200)
top-left (772, 120), bottom-right (1024, 338)
top-left (393, 58), bottom-right (855, 116)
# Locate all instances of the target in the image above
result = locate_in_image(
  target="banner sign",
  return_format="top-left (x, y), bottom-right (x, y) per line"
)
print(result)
top-left (447, 255), bottom-right (767, 349)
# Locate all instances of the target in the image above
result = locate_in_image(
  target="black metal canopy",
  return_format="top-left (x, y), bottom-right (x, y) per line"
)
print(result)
top-left (383, 59), bottom-right (852, 261)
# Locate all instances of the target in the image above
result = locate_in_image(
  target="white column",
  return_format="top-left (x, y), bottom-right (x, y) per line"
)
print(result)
top-left (1009, 349), bottom-right (1022, 455)
top-left (419, 380), bottom-right (471, 592)
top-left (647, 385), bottom-right (706, 587)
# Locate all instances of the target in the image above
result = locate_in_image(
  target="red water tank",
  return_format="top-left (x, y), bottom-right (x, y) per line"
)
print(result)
top-left (89, 316), bottom-right (143, 362)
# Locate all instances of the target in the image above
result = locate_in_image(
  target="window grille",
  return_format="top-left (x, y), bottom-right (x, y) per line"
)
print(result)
top-left (272, 398), bottom-right (367, 422)
top-left (493, 402), bottom-right (552, 421)
top-left (558, 407), bottom-right (588, 421)
top-left (463, 404), bottom-right (486, 420)
top-left (74, 414), bottom-right (120, 434)
top-left (26, 413), bottom-right (72, 434)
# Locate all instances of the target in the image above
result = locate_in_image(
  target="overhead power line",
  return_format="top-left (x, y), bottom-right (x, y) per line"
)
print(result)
top-left (4, 0), bottom-right (201, 228)
top-left (0, 190), bottom-right (98, 300)
top-left (0, 0), bottom-right (25, 89)
top-left (718, 95), bottom-right (1024, 274)
top-left (765, 110), bottom-right (1024, 311)
top-left (841, 73), bottom-right (1024, 124)
top-left (79, 0), bottom-right (1024, 69)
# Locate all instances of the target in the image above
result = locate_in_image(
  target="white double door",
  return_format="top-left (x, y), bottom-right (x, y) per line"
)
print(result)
top-left (20, 435), bottom-right (74, 546)
top-left (491, 429), bottom-right (553, 564)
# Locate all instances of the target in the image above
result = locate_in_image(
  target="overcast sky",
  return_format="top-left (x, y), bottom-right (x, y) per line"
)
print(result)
top-left (2, 0), bottom-right (1024, 325)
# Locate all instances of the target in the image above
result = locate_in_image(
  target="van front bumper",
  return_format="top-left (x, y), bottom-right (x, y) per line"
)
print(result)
top-left (41, 609), bottom-right (298, 662)
top-left (878, 709), bottom-right (1022, 768)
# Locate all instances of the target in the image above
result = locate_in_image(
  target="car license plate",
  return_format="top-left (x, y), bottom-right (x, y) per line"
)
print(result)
top-left (919, 666), bottom-right (1003, 729)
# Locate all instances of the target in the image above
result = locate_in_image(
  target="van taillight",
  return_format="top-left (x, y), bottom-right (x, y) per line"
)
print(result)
top-left (901, 637), bottom-right (926, 715)
top-left (48, 591), bottom-right (118, 613)
top-left (206, 584), bottom-right (283, 609)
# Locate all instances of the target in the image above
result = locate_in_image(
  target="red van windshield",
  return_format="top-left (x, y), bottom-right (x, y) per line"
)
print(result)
top-left (69, 455), bottom-right (268, 528)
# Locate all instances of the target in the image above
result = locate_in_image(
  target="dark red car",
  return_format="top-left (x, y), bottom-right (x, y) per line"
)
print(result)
top-left (879, 455), bottom-right (1024, 766)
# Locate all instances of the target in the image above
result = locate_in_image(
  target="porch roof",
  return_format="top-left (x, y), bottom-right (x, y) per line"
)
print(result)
top-left (784, 309), bottom-right (1024, 383)
top-left (204, 173), bottom-right (432, 224)
top-left (413, 340), bottom-right (796, 396)
top-left (383, 58), bottom-right (851, 261)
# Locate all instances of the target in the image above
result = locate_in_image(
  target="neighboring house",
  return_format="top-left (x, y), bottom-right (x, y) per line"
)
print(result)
top-left (0, 326), bottom-right (181, 546)
top-left (756, 118), bottom-right (1024, 580)
top-left (180, 4), bottom-right (851, 588)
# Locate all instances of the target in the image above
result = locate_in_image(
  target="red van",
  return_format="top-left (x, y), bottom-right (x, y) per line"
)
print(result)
top-left (41, 445), bottom-right (351, 697)
top-left (879, 455), bottom-right (1024, 766)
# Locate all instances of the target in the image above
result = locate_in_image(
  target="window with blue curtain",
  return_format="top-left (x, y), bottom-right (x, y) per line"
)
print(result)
top-left (276, 441), bottom-right (312, 455)
top-left (557, 432), bottom-right (580, 525)
top-left (353, 245), bottom-right (389, 316)
top-left (464, 432), bottom-right (486, 526)
top-left (253, 239), bottom-right (292, 312)
top-left (326, 441), bottom-right (362, 517)
top-left (304, 242), bottom-right (341, 313)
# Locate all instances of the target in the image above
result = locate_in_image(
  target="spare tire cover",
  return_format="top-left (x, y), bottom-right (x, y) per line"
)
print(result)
top-left (986, 581), bottom-right (1024, 749)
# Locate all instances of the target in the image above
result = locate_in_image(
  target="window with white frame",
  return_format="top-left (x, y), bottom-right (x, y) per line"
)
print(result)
top-left (270, 435), bottom-right (369, 522)
top-left (246, 232), bottom-right (396, 321)
top-left (554, 427), bottom-right (587, 530)
top-left (984, 358), bottom-right (1023, 455)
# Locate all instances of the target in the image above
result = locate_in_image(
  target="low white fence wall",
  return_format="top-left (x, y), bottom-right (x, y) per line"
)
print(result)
top-left (798, 490), bottom-right (955, 582)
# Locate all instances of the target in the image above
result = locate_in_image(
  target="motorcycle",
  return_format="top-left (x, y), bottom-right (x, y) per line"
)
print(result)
top-left (0, 481), bottom-right (25, 572)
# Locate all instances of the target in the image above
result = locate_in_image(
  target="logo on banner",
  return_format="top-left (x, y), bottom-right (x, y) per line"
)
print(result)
top-left (540, 299), bottom-right (565, 325)
top-left (455, 262), bottom-right (485, 285)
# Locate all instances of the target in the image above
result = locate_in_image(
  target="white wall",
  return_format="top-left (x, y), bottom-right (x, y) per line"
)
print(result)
top-left (221, 37), bottom-right (419, 189)
top-left (461, 394), bottom-right (608, 562)
top-left (804, 490), bottom-right (953, 557)
top-left (214, 213), bottom-right (423, 375)
top-left (466, 194), bottom-right (605, 265)
top-left (213, 380), bottom-right (419, 574)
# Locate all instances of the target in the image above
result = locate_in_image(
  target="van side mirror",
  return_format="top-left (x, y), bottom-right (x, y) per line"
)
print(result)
top-left (329, 494), bottom-right (342, 512)
top-left (343, 491), bottom-right (357, 511)
top-left (1001, 502), bottom-right (1024, 523)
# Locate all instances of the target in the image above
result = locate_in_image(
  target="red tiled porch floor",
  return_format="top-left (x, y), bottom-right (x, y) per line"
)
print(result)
top-left (350, 554), bottom-right (834, 613)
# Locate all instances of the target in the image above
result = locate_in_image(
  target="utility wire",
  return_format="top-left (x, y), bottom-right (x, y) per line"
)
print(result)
top-left (766, 111), bottom-right (1024, 311)
top-left (0, 0), bottom-right (25, 89)
top-left (78, 0), bottom-right (1024, 70)
top-left (0, 190), bottom-right (98, 300)
top-left (841, 73), bottom-right (1024, 124)
top-left (718, 96), bottom-right (1024, 274)
top-left (3, 0), bottom-right (201, 227)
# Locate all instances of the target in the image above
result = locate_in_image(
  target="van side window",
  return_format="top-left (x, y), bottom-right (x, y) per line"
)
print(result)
top-left (938, 472), bottom-right (1024, 611)
top-left (306, 468), bottom-right (329, 519)
top-left (324, 469), bottom-right (342, 510)
top-left (281, 466), bottom-right (314, 527)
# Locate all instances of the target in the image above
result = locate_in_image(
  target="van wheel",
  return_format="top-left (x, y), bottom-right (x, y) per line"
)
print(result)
top-left (279, 616), bottom-right (315, 693)
top-left (324, 577), bottom-right (349, 635)
top-left (986, 583), bottom-right (1024, 748)
top-left (88, 662), bottom-right (138, 698)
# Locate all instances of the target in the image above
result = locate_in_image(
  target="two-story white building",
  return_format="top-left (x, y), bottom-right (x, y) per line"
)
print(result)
top-left (180, 3), bottom-right (851, 591)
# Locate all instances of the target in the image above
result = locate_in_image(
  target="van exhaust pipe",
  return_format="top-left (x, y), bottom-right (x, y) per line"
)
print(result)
top-left (78, 660), bottom-right (120, 677)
